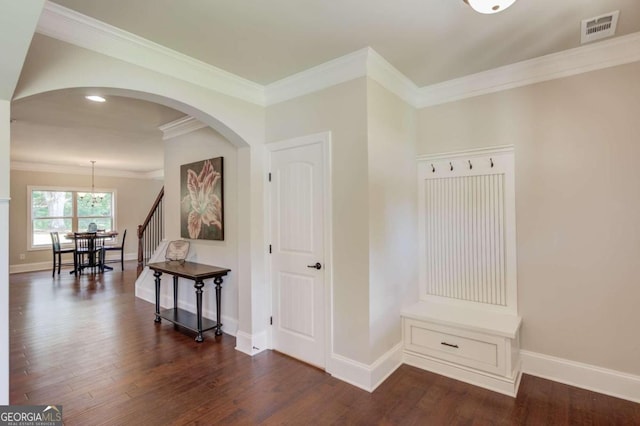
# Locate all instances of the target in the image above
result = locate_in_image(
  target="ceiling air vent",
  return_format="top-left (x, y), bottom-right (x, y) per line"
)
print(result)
top-left (581, 10), bottom-right (619, 44)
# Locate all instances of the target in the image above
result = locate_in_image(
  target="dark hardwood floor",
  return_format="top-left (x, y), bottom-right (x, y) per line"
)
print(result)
top-left (9, 262), bottom-right (640, 425)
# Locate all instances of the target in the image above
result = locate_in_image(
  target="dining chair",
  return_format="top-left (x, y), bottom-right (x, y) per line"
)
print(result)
top-left (50, 232), bottom-right (75, 277)
top-left (74, 232), bottom-right (104, 274)
top-left (103, 229), bottom-right (126, 271)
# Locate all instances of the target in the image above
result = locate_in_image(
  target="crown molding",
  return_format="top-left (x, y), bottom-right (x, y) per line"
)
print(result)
top-left (36, 1), bottom-right (265, 106)
top-left (34, 1), bottom-right (640, 111)
top-left (416, 31), bottom-right (640, 108)
top-left (264, 47), bottom-right (418, 106)
top-left (264, 48), bottom-right (369, 106)
top-left (10, 161), bottom-right (162, 179)
top-left (366, 48), bottom-right (419, 106)
top-left (159, 115), bottom-right (207, 140)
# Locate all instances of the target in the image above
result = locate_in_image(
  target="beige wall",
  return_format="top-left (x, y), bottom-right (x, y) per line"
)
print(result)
top-left (9, 169), bottom-right (163, 268)
top-left (417, 61), bottom-right (640, 375)
top-left (11, 34), bottom-right (268, 347)
top-left (366, 79), bottom-right (418, 361)
top-left (266, 78), bottom-right (371, 363)
top-left (163, 126), bottom-right (239, 324)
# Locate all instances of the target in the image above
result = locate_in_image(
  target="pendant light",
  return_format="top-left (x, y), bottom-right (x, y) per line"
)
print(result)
top-left (79, 161), bottom-right (104, 207)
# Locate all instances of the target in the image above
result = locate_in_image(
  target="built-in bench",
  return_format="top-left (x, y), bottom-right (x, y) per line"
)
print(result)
top-left (402, 301), bottom-right (522, 396)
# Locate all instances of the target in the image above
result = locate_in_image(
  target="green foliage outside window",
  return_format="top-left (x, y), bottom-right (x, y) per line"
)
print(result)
top-left (30, 189), bottom-right (115, 247)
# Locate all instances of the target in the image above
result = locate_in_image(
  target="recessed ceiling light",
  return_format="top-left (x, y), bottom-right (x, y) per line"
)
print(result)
top-left (85, 95), bottom-right (106, 102)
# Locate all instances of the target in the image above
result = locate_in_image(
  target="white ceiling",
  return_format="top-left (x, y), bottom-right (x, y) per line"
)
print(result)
top-left (49, 0), bottom-right (640, 86)
top-left (11, 89), bottom-right (184, 173)
top-left (12, 0), bottom-right (640, 174)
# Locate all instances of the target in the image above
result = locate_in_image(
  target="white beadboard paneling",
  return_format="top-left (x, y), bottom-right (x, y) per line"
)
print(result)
top-left (418, 146), bottom-right (517, 313)
top-left (424, 174), bottom-right (506, 306)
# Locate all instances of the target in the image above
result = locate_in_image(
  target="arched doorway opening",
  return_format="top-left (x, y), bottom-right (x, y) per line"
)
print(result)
top-left (7, 85), bottom-right (266, 354)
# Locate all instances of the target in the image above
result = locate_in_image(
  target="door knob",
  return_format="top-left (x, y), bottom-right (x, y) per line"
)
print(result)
top-left (307, 262), bottom-right (322, 270)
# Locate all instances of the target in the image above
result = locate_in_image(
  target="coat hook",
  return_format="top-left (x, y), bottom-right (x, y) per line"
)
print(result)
top-left (468, 160), bottom-right (473, 170)
top-left (490, 158), bottom-right (494, 168)
top-left (431, 164), bottom-right (435, 173)
top-left (450, 162), bottom-right (453, 171)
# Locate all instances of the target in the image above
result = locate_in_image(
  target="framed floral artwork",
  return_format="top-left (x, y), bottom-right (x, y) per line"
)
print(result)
top-left (180, 157), bottom-right (224, 240)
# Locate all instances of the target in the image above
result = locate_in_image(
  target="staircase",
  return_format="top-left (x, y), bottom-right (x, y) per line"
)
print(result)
top-left (137, 187), bottom-right (164, 275)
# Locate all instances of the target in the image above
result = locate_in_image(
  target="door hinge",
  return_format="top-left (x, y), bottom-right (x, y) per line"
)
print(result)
top-left (268, 172), bottom-right (272, 182)
top-left (270, 316), bottom-right (273, 325)
top-left (269, 244), bottom-right (272, 254)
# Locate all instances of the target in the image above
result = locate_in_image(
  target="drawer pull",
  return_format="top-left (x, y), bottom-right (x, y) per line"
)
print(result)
top-left (441, 341), bottom-right (459, 349)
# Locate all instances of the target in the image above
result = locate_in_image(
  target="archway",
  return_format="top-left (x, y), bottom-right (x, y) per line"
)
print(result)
top-left (1, 33), bottom-right (271, 404)
top-left (10, 83), bottom-right (265, 341)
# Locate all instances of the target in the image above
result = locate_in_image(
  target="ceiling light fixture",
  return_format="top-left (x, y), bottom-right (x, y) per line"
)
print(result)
top-left (85, 95), bottom-right (106, 102)
top-left (79, 161), bottom-right (104, 208)
top-left (464, 0), bottom-right (516, 14)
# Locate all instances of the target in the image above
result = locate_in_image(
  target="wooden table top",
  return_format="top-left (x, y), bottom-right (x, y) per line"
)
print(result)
top-left (147, 261), bottom-right (230, 280)
top-left (65, 231), bottom-right (119, 239)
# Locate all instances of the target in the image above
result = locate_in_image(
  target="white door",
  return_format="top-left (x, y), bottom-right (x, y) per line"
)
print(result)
top-left (270, 140), bottom-right (325, 368)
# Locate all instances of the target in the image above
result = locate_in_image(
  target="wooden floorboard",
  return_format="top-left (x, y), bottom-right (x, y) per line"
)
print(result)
top-left (9, 262), bottom-right (640, 425)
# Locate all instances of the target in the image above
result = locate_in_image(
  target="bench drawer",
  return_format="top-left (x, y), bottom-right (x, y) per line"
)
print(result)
top-left (404, 318), bottom-right (505, 375)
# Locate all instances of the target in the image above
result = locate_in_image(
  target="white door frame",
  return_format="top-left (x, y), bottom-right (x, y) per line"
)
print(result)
top-left (265, 131), bottom-right (333, 367)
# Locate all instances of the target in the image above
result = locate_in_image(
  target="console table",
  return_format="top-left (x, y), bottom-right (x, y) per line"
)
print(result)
top-left (147, 261), bottom-right (230, 342)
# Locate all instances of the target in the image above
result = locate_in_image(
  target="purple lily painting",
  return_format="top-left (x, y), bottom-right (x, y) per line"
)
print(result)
top-left (180, 157), bottom-right (224, 240)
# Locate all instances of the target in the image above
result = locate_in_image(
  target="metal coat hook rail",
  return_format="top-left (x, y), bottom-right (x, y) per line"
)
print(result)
top-left (428, 156), bottom-right (497, 173)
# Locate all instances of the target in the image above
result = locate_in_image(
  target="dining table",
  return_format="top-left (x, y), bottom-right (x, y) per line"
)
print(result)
top-left (64, 231), bottom-right (119, 273)
top-left (64, 231), bottom-right (119, 240)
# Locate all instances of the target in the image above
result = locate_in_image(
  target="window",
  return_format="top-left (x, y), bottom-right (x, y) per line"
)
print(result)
top-left (29, 186), bottom-right (116, 249)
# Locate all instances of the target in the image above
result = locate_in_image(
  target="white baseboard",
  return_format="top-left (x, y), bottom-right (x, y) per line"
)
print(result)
top-left (135, 279), bottom-right (153, 302)
top-left (327, 343), bottom-right (403, 392)
top-left (521, 350), bottom-right (640, 404)
top-left (370, 343), bottom-right (404, 391)
top-left (10, 261), bottom-right (51, 274)
top-left (235, 330), bottom-right (268, 356)
top-left (10, 252), bottom-right (136, 274)
top-left (403, 351), bottom-right (522, 397)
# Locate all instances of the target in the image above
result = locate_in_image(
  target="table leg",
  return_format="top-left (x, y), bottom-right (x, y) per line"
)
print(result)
top-left (194, 279), bottom-right (204, 342)
top-left (154, 271), bottom-right (162, 323)
top-left (214, 276), bottom-right (223, 336)
top-left (173, 275), bottom-right (178, 308)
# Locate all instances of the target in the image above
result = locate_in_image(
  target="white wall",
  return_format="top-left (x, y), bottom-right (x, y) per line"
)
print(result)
top-left (12, 6), bottom-right (637, 396)
top-left (366, 79), bottom-right (418, 362)
top-left (266, 79), bottom-right (371, 363)
top-left (14, 35), bottom-right (265, 149)
top-left (0, 0), bottom-right (45, 403)
top-left (162, 126), bottom-right (239, 330)
top-left (417, 62), bottom-right (640, 376)
top-left (0, 100), bottom-right (10, 404)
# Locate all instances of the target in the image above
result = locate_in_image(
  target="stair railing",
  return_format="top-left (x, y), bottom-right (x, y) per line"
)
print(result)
top-left (137, 187), bottom-right (164, 273)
